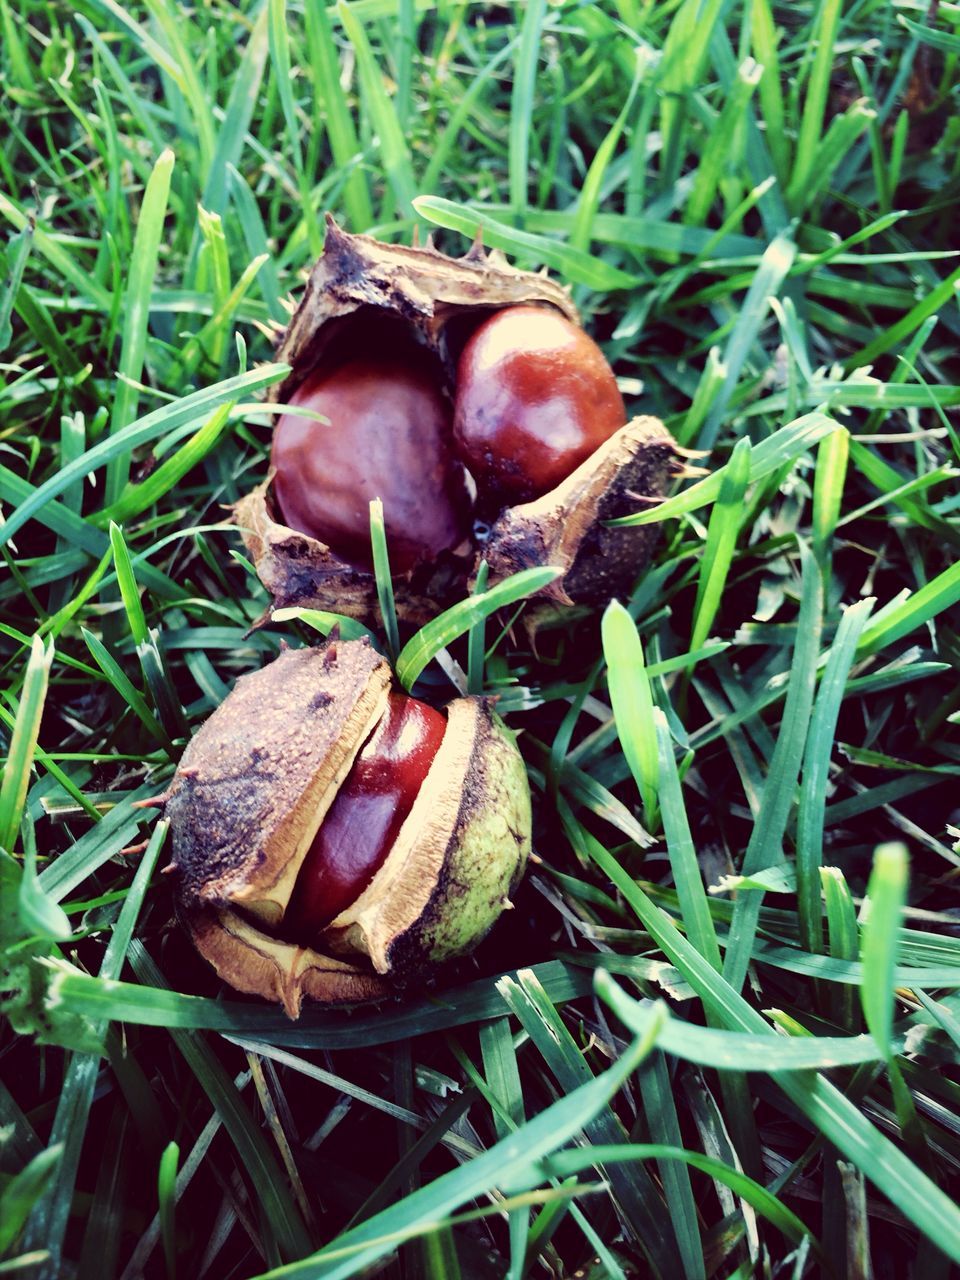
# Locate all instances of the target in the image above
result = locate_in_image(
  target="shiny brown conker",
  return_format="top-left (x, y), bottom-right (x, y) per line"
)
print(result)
top-left (285, 692), bottom-right (446, 937)
top-left (270, 350), bottom-right (470, 573)
top-left (452, 305), bottom-right (627, 507)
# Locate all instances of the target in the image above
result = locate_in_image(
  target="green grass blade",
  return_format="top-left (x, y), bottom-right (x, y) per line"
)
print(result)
top-left (684, 58), bottom-right (762, 228)
top-left (0, 364), bottom-right (287, 548)
top-left (570, 59), bottom-right (641, 253)
top-left (109, 523), bottom-right (149, 647)
top-left (542, 1143), bottom-right (817, 1255)
top-left (601, 600), bottom-right (658, 830)
top-left (466, 560), bottom-right (489, 696)
top-left (0, 221), bottom-right (33, 352)
top-left (787, 0), bottom-right (843, 208)
top-left (811, 426), bottom-right (849, 574)
top-left (0, 635), bottom-right (54, 853)
top-left (621, 413), bottom-right (840, 527)
top-left (0, 1145), bottom-right (63, 1256)
top-left (509, 0), bottom-right (546, 214)
top-left (304, 2), bottom-right (372, 230)
top-left (796, 598), bottom-right (874, 954)
top-left (338, 1), bottom-right (416, 220)
top-left (689, 435), bottom-right (751, 653)
top-left (700, 230), bottom-right (797, 448)
top-left (722, 542), bottom-right (823, 991)
top-left (637, 1051), bottom-right (705, 1280)
top-left (105, 147), bottom-right (174, 504)
top-left (860, 843), bottom-right (909, 1055)
top-left (857, 559), bottom-right (960, 656)
top-left (369, 497), bottom-right (399, 663)
top-left (200, 7), bottom-right (270, 217)
top-left (655, 710), bottom-right (722, 970)
top-left (847, 264), bottom-right (960, 370)
top-left (396, 567), bottom-right (561, 690)
top-left (413, 196), bottom-right (642, 291)
top-left (157, 1141), bottom-right (179, 1280)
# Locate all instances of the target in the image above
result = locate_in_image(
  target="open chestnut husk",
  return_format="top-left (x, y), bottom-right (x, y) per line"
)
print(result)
top-left (235, 218), bottom-right (680, 625)
top-left (165, 639), bottom-right (531, 1017)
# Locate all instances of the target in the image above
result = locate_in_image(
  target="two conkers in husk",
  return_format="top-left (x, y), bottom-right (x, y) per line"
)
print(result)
top-left (169, 222), bottom-right (678, 1015)
top-left (236, 218), bottom-right (678, 624)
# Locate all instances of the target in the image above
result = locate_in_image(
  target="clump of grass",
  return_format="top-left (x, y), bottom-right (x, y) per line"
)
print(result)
top-left (2, 2), bottom-right (959, 1278)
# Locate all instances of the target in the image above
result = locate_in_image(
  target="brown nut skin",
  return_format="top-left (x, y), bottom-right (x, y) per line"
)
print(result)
top-left (271, 351), bottom-right (471, 573)
top-left (235, 219), bottom-right (681, 628)
top-left (453, 305), bottom-right (626, 508)
top-left (284, 692), bottom-right (447, 936)
top-left (166, 640), bottom-right (531, 1017)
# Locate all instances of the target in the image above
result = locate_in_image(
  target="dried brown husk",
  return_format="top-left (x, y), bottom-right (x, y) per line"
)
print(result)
top-left (235, 219), bottom-right (679, 624)
top-left (167, 639), bottom-right (530, 1016)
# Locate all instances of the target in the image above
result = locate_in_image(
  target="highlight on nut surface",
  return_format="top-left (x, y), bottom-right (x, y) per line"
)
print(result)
top-left (164, 639), bottom-right (532, 1017)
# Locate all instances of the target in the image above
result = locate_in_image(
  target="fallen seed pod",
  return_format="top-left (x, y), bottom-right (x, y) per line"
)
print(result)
top-left (166, 639), bottom-right (531, 1017)
top-left (236, 218), bottom-right (680, 626)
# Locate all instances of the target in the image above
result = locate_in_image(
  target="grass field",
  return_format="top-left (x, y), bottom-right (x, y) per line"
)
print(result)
top-left (2, 1), bottom-right (960, 1277)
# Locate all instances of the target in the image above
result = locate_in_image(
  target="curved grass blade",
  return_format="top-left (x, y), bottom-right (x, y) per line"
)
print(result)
top-left (0, 364), bottom-right (288, 549)
top-left (396, 566), bottom-right (561, 690)
top-left (42, 960), bottom-right (593, 1044)
top-left (654, 710), bottom-right (721, 969)
top-left (722, 540), bottom-right (822, 992)
top-left (542, 1143), bottom-right (818, 1256)
top-left (413, 196), bottom-right (642, 292)
top-left (0, 1145), bottom-right (63, 1256)
top-left (248, 1017), bottom-right (665, 1280)
top-left (566, 820), bottom-right (960, 1262)
top-left (619, 412), bottom-right (840, 527)
top-left (271, 607), bottom-right (377, 645)
top-left (597, 973), bottom-right (891, 1070)
top-left (689, 435), bottom-right (751, 654)
top-left (338, 1), bottom-right (416, 219)
top-left (369, 498), bottom-right (399, 663)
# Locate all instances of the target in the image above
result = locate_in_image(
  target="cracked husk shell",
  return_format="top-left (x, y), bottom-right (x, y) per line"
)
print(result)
top-left (234, 219), bottom-right (679, 625)
top-left (166, 640), bottom-right (531, 1017)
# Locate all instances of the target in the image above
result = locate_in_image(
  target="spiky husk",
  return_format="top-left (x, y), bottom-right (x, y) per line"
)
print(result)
top-left (168, 639), bottom-right (532, 1016)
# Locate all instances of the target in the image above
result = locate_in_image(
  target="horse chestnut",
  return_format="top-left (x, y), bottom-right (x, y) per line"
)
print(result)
top-left (236, 220), bottom-right (678, 625)
top-left (453, 305), bottom-right (627, 506)
top-left (271, 350), bottom-right (470, 572)
top-left (166, 641), bottom-right (531, 1016)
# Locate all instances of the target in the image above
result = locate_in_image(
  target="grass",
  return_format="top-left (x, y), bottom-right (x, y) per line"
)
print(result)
top-left (1, 1), bottom-right (959, 1277)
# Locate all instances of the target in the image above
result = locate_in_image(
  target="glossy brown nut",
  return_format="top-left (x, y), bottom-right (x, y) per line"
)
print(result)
top-left (453, 305), bottom-right (627, 507)
top-left (271, 351), bottom-right (471, 572)
top-left (285, 692), bottom-right (447, 938)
